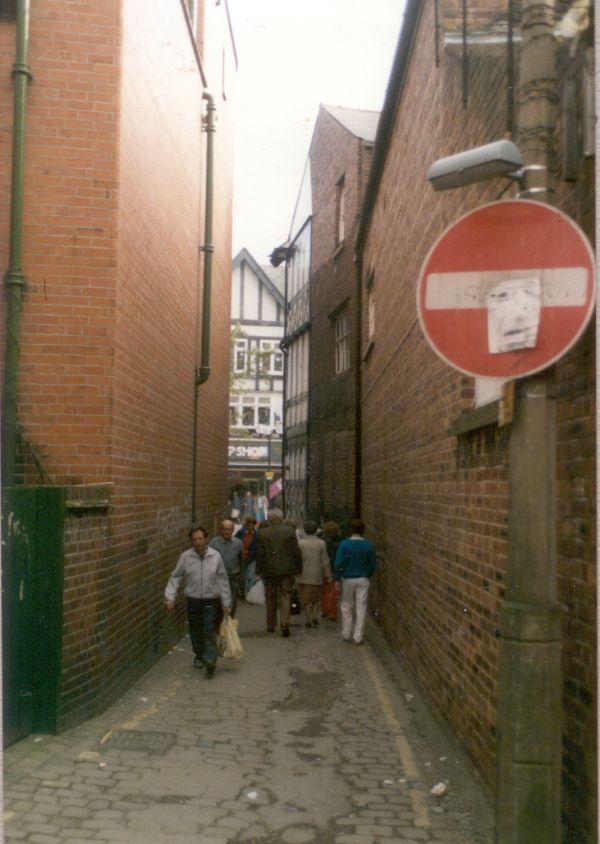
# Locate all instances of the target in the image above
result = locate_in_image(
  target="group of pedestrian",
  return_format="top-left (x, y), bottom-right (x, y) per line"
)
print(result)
top-left (229, 488), bottom-right (270, 525)
top-left (164, 509), bottom-right (377, 678)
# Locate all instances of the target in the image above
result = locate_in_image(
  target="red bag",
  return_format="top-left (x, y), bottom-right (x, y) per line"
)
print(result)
top-left (322, 580), bottom-right (338, 621)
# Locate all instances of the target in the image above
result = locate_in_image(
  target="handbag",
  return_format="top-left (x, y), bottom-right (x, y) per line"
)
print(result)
top-left (218, 615), bottom-right (243, 660)
top-left (322, 579), bottom-right (338, 620)
top-left (290, 586), bottom-right (301, 615)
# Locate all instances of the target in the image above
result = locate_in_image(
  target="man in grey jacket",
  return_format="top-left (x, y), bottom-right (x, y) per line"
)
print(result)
top-left (165, 526), bottom-right (232, 678)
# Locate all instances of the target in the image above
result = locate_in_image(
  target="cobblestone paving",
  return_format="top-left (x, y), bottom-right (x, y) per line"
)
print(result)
top-left (3, 605), bottom-right (493, 843)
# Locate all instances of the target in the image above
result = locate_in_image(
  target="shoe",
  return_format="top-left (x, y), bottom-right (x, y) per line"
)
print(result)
top-left (206, 663), bottom-right (216, 678)
top-left (312, 620), bottom-right (319, 628)
top-left (342, 637), bottom-right (352, 643)
top-left (267, 628), bottom-right (275, 633)
top-left (282, 627), bottom-right (290, 638)
top-left (354, 640), bottom-right (363, 645)
top-left (193, 657), bottom-right (204, 669)
top-left (305, 622), bottom-right (312, 628)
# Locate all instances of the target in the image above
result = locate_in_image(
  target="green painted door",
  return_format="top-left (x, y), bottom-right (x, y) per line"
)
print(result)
top-left (2, 487), bottom-right (66, 746)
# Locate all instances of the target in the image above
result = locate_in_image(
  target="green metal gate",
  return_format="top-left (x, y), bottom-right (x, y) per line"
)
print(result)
top-left (2, 486), bottom-right (66, 746)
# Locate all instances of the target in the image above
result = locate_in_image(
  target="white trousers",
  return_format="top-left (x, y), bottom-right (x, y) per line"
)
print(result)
top-left (340, 577), bottom-right (370, 643)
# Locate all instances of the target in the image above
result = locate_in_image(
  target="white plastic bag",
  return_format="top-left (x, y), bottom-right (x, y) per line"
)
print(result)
top-left (246, 579), bottom-right (265, 606)
top-left (219, 616), bottom-right (243, 660)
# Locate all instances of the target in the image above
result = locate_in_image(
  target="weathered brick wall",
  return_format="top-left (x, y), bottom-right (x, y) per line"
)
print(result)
top-left (307, 108), bottom-right (374, 528)
top-left (1, 0), bottom-right (233, 728)
top-left (361, 2), bottom-right (595, 839)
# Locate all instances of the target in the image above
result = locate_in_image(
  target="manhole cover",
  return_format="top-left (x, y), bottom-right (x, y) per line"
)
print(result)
top-left (100, 730), bottom-right (176, 755)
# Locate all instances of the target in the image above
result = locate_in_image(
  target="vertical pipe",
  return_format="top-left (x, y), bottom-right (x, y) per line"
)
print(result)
top-left (3, 0), bottom-right (32, 488)
top-left (197, 91), bottom-right (215, 386)
top-left (281, 258), bottom-right (289, 515)
top-left (192, 91), bottom-right (216, 521)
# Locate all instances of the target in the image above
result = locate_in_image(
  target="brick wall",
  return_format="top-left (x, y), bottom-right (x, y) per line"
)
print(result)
top-left (307, 107), bottom-right (374, 528)
top-left (1, 0), bottom-right (233, 729)
top-left (360, 2), bottom-right (595, 840)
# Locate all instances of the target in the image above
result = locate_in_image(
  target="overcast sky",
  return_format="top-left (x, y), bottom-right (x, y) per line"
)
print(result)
top-left (227, 0), bottom-right (406, 263)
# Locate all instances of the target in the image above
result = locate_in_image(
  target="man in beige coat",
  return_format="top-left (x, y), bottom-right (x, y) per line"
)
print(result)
top-left (297, 521), bottom-right (332, 628)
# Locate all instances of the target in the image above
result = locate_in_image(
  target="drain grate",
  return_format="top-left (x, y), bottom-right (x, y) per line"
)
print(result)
top-left (100, 729), bottom-right (176, 755)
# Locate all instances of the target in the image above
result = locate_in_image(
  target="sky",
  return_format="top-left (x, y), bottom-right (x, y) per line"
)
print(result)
top-left (227, 0), bottom-right (406, 264)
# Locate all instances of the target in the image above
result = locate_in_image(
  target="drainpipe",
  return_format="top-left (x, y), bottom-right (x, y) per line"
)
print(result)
top-left (196, 91), bottom-right (215, 387)
top-left (3, 0), bottom-right (32, 488)
top-left (191, 90), bottom-right (216, 521)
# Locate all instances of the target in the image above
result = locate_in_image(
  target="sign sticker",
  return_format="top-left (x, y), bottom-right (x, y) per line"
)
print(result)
top-left (487, 277), bottom-right (541, 354)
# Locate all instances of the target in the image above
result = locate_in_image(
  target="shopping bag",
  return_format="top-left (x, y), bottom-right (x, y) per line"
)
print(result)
top-left (322, 579), bottom-right (338, 621)
top-left (219, 616), bottom-right (244, 660)
top-left (246, 579), bottom-right (265, 605)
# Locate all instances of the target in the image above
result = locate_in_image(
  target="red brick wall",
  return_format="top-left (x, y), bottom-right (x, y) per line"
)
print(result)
top-left (0, 0), bottom-right (233, 728)
top-left (360, 3), bottom-right (595, 839)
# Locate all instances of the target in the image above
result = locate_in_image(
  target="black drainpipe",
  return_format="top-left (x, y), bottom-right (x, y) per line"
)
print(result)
top-left (191, 90), bottom-right (215, 522)
top-left (3, 0), bottom-right (32, 488)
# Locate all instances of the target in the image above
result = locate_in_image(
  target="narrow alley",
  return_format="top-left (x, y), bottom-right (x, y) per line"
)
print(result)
top-left (3, 604), bottom-right (493, 844)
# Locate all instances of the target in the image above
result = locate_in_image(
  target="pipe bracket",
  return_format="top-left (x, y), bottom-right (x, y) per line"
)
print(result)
top-left (11, 61), bottom-right (33, 80)
top-left (4, 270), bottom-right (27, 289)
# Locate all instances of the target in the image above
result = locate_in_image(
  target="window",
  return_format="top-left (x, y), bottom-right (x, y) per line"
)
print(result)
top-left (335, 175), bottom-right (345, 246)
top-left (259, 340), bottom-right (284, 375)
top-left (234, 339), bottom-right (248, 373)
top-left (230, 395), bottom-right (282, 432)
top-left (334, 310), bottom-right (351, 374)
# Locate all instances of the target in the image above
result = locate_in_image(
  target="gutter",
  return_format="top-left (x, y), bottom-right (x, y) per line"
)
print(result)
top-left (355, 0), bottom-right (423, 257)
top-left (3, 0), bottom-right (33, 487)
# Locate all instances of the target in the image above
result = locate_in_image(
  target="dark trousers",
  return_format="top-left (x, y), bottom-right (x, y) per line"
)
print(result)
top-left (186, 598), bottom-right (218, 666)
top-left (264, 575), bottom-right (295, 631)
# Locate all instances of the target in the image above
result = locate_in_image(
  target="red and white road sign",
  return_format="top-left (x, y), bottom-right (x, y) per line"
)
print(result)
top-left (417, 199), bottom-right (596, 379)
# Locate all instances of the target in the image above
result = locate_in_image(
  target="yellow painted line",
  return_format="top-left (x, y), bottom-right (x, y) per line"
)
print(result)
top-left (99, 678), bottom-right (184, 746)
top-left (363, 650), bottom-right (430, 829)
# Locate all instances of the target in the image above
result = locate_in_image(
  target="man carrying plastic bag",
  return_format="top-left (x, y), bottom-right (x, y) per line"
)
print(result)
top-left (164, 526), bottom-right (232, 679)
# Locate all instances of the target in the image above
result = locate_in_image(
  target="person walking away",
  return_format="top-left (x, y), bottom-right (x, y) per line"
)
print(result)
top-left (164, 526), bottom-right (232, 678)
top-left (297, 520), bottom-right (332, 628)
top-left (240, 490), bottom-right (256, 521)
top-left (255, 508), bottom-right (302, 637)
top-left (333, 519), bottom-right (376, 645)
top-left (321, 521), bottom-right (341, 621)
top-left (255, 491), bottom-right (269, 523)
top-left (235, 515), bottom-right (259, 595)
top-left (209, 520), bottom-right (243, 619)
top-left (230, 488), bottom-right (242, 522)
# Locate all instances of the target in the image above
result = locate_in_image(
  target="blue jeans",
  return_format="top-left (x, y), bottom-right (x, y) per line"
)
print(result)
top-left (245, 560), bottom-right (257, 594)
top-left (186, 598), bottom-right (218, 666)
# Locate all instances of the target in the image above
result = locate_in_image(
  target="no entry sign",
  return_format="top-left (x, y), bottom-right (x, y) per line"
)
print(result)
top-left (416, 200), bottom-right (596, 379)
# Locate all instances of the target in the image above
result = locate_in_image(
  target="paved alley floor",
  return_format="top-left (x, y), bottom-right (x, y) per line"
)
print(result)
top-left (3, 604), bottom-right (493, 843)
